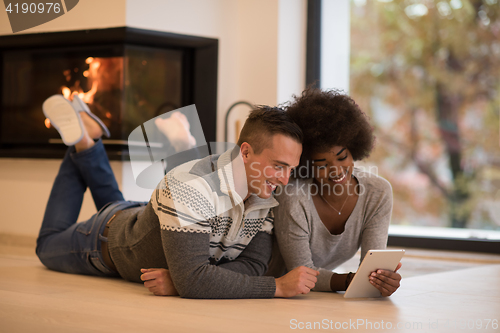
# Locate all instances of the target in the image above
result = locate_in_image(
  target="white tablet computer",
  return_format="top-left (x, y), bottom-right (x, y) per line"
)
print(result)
top-left (344, 249), bottom-right (405, 298)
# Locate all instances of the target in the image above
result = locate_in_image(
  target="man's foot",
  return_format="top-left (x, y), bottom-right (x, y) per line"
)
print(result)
top-left (71, 93), bottom-right (111, 139)
top-left (43, 95), bottom-right (84, 146)
top-left (43, 94), bottom-right (95, 152)
top-left (74, 130), bottom-right (95, 152)
top-left (79, 110), bottom-right (103, 139)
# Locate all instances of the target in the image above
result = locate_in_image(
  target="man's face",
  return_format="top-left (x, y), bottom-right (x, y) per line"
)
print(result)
top-left (242, 134), bottom-right (302, 199)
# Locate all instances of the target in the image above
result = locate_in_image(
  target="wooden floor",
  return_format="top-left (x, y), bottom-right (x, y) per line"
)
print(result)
top-left (1, 245), bottom-right (500, 333)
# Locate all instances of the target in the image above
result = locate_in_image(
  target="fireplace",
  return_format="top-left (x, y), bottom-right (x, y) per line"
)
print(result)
top-left (0, 27), bottom-right (218, 159)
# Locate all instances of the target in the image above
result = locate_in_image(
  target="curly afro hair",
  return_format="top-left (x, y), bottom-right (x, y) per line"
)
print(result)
top-left (286, 88), bottom-right (375, 162)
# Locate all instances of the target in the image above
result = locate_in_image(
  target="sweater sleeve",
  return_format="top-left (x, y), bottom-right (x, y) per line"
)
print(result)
top-left (359, 179), bottom-right (393, 264)
top-left (274, 191), bottom-right (334, 292)
top-left (160, 229), bottom-right (276, 299)
top-left (218, 231), bottom-right (273, 276)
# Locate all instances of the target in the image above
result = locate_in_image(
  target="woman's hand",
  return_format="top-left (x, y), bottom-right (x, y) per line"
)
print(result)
top-left (140, 268), bottom-right (179, 296)
top-left (369, 262), bottom-right (402, 297)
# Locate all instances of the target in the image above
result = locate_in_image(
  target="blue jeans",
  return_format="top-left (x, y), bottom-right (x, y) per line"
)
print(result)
top-left (36, 140), bottom-right (142, 277)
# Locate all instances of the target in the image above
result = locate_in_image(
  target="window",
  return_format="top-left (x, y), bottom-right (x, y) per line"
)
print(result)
top-left (348, 0), bottom-right (500, 243)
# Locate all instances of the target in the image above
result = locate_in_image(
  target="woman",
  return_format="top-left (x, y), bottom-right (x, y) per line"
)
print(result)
top-left (273, 88), bottom-right (402, 296)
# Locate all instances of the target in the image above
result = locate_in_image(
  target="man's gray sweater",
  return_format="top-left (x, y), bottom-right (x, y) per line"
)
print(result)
top-left (107, 149), bottom-right (277, 299)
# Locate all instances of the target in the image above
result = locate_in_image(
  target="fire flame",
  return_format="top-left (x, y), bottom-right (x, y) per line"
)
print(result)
top-left (62, 87), bottom-right (71, 99)
top-left (61, 57), bottom-right (100, 104)
top-left (47, 55), bottom-right (123, 131)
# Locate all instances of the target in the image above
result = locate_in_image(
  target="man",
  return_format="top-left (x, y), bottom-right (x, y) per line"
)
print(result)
top-left (37, 94), bottom-right (319, 298)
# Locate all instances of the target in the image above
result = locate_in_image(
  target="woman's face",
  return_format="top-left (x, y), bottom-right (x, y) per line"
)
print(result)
top-left (310, 146), bottom-right (354, 189)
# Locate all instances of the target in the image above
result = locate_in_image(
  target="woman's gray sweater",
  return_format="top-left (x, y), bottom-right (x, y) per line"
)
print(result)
top-left (273, 168), bottom-right (393, 291)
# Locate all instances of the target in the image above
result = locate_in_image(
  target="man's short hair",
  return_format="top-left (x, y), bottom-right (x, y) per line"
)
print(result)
top-left (237, 106), bottom-right (303, 154)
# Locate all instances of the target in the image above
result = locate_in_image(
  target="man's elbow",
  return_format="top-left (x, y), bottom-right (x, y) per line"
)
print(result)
top-left (176, 285), bottom-right (223, 299)
top-left (173, 276), bottom-right (220, 299)
top-left (174, 282), bottom-right (204, 299)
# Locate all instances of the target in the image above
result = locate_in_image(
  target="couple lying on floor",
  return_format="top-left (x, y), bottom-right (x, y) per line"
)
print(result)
top-left (37, 88), bottom-right (401, 299)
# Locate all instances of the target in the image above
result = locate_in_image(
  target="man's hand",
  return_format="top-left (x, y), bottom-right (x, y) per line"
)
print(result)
top-left (140, 268), bottom-right (179, 296)
top-left (275, 266), bottom-right (319, 298)
top-left (369, 262), bottom-right (402, 297)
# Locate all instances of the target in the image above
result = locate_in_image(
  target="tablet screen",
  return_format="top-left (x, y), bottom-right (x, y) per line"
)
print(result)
top-left (344, 249), bottom-right (405, 298)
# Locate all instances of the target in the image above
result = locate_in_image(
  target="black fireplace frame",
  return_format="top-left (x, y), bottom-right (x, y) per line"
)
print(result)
top-left (0, 27), bottom-right (218, 160)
